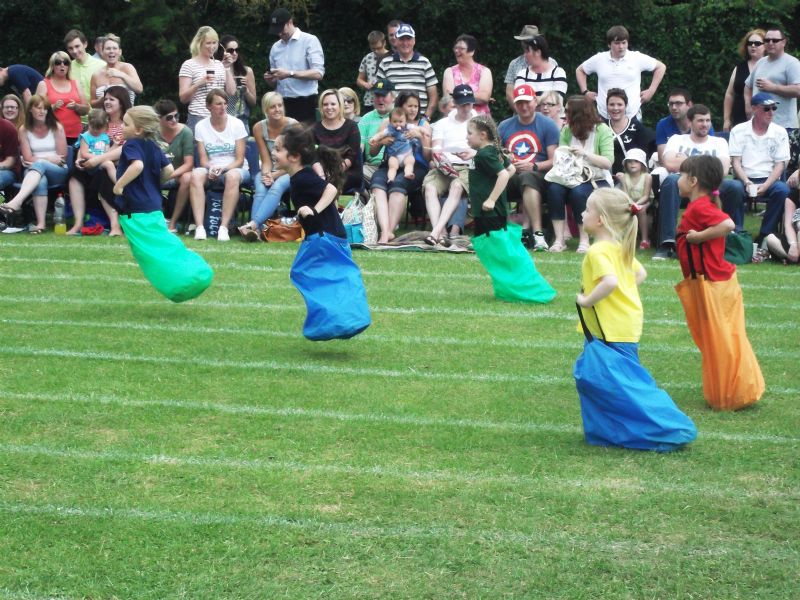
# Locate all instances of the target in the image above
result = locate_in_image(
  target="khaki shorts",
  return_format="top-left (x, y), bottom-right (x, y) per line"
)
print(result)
top-left (422, 164), bottom-right (471, 196)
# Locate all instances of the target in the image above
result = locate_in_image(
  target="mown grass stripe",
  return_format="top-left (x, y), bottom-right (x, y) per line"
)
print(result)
top-left (1, 390), bottom-right (797, 444)
top-left (2, 443), bottom-right (795, 499)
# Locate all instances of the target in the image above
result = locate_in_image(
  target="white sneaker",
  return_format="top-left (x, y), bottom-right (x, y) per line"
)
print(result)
top-left (532, 231), bottom-right (549, 252)
top-left (194, 225), bottom-right (206, 240)
top-left (217, 226), bottom-right (230, 241)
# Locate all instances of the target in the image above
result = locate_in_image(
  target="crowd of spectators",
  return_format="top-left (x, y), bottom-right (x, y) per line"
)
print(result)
top-left (1, 15), bottom-right (799, 264)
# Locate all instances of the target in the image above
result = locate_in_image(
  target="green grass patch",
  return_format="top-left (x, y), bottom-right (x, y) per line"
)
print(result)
top-left (0, 232), bottom-right (798, 599)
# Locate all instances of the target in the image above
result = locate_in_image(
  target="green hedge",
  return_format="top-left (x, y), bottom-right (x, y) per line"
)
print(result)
top-left (1, 0), bottom-right (796, 130)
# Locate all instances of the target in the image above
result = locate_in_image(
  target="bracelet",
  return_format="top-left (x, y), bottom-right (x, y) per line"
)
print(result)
top-left (580, 89), bottom-right (589, 95)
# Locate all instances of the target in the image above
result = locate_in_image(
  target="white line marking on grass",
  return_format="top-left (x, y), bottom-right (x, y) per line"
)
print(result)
top-left (2, 443), bottom-right (795, 499)
top-left (2, 390), bottom-right (798, 444)
top-left (3, 255), bottom-right (798, 291)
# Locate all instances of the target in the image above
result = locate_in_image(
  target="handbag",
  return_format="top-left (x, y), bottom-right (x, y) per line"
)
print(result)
top-left (289, 232), bottom-right (371, 341)
top-left (340, 193), bottom-right (378, 244)
top-left (544, 146), bottom-right (593, 189)
top-left (674, 243), bottom-right (764, 410)
top-left (573, 304), bottom-right (697, 451)
top-left (264, 217), bottom-right (304, 242)
top-left (723, 231), bottom-right (753, 265)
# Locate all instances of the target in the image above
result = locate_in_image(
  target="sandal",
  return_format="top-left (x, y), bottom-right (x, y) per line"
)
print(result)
top-left (238, 223), bottom-right (262, 242)
top-left (28, 226), bottom-right (44, 235)
top-left (576, 242), bottom-right (590, 254)
top-left (0, 203), bottom-right (20, 216)
top-left (424, 235), bottom-right (440, 246)
top-left (548, 241), bottom-right (566, 253)
top-left (639, 240), bottom-right (651, 250)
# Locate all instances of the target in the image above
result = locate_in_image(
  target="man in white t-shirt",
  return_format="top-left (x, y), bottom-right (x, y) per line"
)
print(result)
top-left (654, 104), bottom-right (743, 260)
top-left (576, 25), bottom-right (666, 119)
top-left (730, 92), bottom-right (790, 241)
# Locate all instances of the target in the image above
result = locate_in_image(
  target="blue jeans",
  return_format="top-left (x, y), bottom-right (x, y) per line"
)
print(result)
top-left (251, 173), bottom-right (290, 226)
top-left (0, 169), bottom-right (16, 191)
top-left (28, 160), bottom-right (69, 195)
top-left (547, 180), bottom-right (610, 223)
top-left (735, 177), bottom-right (790, 237)
top-left (658, 175), bottom-right (744, 244)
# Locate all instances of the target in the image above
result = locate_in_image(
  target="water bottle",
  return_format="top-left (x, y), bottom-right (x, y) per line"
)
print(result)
top-left (54, 192), bottom-right (66, 235)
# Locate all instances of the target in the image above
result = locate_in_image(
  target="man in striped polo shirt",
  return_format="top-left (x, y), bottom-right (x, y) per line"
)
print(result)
top-left (375, 23), bottom-right (438, 120)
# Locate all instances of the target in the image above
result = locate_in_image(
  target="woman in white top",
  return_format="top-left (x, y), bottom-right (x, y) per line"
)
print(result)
top-left (179, 26), bottom-right (236, 132)
top-left (514, 35), bottom-right (567, 102)
top-left (89, 34), bottom-right (142, 109)
top-left (189, 89), bottom-right (250, 241)
top-left (0, 95), bottom-right (67, 233)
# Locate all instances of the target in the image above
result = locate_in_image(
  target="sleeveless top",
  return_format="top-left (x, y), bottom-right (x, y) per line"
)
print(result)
top-left (451, 62), bottom-right (490, 115)
top-left (227, 73), bottom-right (251, 123)
top-left (622, 172), bottom-right (650, 201)
top-left (27, 128), bottom-right (57, 159)
top-left (255, 117), bottom-right (297, 171)
top-left (731, 60), bottom-right (751, 128)
top-left (45, 78), bottom-right (82, 139)
top-left (95, 83), bottom-right (136, 108)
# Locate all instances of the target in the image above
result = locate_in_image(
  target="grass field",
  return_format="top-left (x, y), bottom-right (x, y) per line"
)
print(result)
top-left (0, 231), bottom-right (798, 599)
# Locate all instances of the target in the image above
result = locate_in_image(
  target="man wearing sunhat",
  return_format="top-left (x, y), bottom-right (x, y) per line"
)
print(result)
top-left (359, 79), bottom-right (395, 183)
top-left (375, 23), bottom-right (438, 119)
top-left (264, 7), bottom-right (325, 123)
top-left (498, 83), bottom-right (560, 250)
top-left (730, 92), bottom-right (790, 241)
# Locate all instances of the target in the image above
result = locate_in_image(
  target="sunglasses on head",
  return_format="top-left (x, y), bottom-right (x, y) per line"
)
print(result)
top-left (53, 59), bottom-right (69, 66)
top-left (746, 40), bottom-right (764, 47)
top-left (225, 47), bottom-right (239, 54)
top-left (163, 113), bottom-right (179, 121)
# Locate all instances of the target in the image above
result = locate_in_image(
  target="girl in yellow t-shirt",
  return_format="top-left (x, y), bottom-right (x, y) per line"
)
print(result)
top-left (574, 188), bottom-right (696, 451)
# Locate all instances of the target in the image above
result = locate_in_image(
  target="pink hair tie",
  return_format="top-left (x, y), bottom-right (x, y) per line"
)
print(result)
top-left (630, 203), bottom-right (641, 215)
top-left (711, 189), bottom-right (720, 197)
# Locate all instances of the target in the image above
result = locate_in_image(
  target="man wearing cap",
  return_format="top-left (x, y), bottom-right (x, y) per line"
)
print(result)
top-left (653, 104), bottom-right (743, 260)
top-left (375, 23), bottom-right (438, 120)
top-left (498, 83), bottom-right (560, 250)
top-left (744, 26), bottom-right (800, 131)
top-left (730, 92), bottom-right (790, 241)
top-left (264, 7), bottom-right (325, 123)
top-left (422, 84), bottom-right (476, 244)
top-left (576, 25), bottom-right (666, 120)
top-left (358, 79), bottom-right (395, 183)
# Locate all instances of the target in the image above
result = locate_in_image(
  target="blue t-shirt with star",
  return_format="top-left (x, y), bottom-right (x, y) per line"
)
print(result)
top-left (497, 114), bottom-right (560, 166)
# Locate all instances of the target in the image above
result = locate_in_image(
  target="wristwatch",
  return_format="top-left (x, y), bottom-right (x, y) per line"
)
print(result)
top-left (532, 162), bottom-right (539, 172)
top-left (289, 71), bottom-right (295, 78)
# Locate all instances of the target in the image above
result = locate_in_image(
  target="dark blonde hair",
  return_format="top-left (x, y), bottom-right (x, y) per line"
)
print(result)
top-left (45, 51), bottom-right (72, 78)
top-left (205, 88), bottom-right (228, 106)
top-left (25, 95), bottom-right (60, 132)
top-left (468, 114), bottom-right (504, 156)
top-left (1, 94), bottom-right (24, 129)
top-left (87, 108), bottom-right (108, 130)
top-left (125, 106), bottom-right (161, 141)
top-left (588, 188), bottom-right (639, 268)
top-left (738, 29), bottom-right (767, 58)
top-left (339, 87), bottom-right (361, 117)
top-left (318, 89), bottom-right (344, 121)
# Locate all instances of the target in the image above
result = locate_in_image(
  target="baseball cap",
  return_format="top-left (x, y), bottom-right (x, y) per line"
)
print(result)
top-left (751, 92), bottom-right (779, 107)
top-left (453, 84), bottom-right (475, 105)
top-left (396, 24), bottom-right (415, 38)
top-left (513, 84), bottom-right (536, 103)
top-left (372, 79), bottom-right (395, 95)
top-left (269, 8), bottom-right (291, 35)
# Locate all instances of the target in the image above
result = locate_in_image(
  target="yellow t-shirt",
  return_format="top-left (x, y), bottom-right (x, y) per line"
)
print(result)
top-left (578, 240), bottom-right (643, 343)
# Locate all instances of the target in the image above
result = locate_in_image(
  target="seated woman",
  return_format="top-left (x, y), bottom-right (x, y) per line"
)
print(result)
top-left (538, 90), bottom-right (565, 129)
top-left (89, 34), bottom-right (142, 109)
top-left (765, 172), bottom-right (800, 263)
top-left (443, 34), bottom-right (493, 115)
top-left (67, 86), bottom-right (131, 236)
top-left (155, 99), bottom-right (195, 233)
top-left (0, 95), bottom-right (68, 233)
top-left (2, 94), bottom-right (25, 130)
top-left (605, 88), bottom-right (652, 176)
top-left (369, 90), bottom-right (431, 243)
top-left (547, 95), bottom-right (614, 253)
top-left (339, 87), bottom-right (361, 123)
top-left (189, 88), bottom-right (250, 241)
top-left (238, 91), bottom-right (297, 241)
top-left (312, 89), bottom-right (362, 193)
top-left (36, 51), bottom-right (89, 146)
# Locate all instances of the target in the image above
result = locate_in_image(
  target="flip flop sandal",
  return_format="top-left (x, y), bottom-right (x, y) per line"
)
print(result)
top-left (29, 227), bottom-right (44, 235)
top-left (0, 204), bottom-right (20, 216)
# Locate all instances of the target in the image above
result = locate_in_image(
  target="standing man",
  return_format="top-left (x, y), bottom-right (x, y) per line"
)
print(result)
top-left (730, 93), bottom-right (790, 242)
top-left (358, 79), bottom-right (395, 183)
top-left (576, 25), bottom-right (666, 119)
top-left (264, 7), bottom-right (325, 123)
top-left (386, 20), bottom-right (402, 53)
top-left (376, 23), bottom-right (438, 120)
top-left (498, 83), bottom-right (560, 250)
top-left (744, 26), bottom-right (800, 132)
top-left (0, 64), bottom-right (43, 104)
top-left (64, 29), bottom-right (105, 120)
top-left (653, 104), bottom-right (743, 260)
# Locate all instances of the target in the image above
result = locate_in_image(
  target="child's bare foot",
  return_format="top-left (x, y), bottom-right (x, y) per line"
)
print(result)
top-left (108, 227), bottom-right (124, 237)
top-left (404, 171), bottom-right (415, 180)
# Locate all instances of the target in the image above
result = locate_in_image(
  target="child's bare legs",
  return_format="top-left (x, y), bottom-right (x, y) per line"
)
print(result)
top-left (386, 156), bottom-right (399, 183)
top-left (102, 160), bottom-right (116, 181)
top-left (403, 154), bottom-right (415, 179)
top-left (637, 206), bottom-right (650, 247)
top-left (99, 196), bottom-right (123, 236)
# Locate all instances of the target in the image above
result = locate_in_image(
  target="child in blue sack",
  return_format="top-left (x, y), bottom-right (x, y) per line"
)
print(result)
top-left (112, 106), bottom-right (213, 302)
top-left (467, 114), bottom-right (556, 304)
top-left (574, 187), bottom-right (696, 451)
top-left (275, 125), bottom-right (371, 340)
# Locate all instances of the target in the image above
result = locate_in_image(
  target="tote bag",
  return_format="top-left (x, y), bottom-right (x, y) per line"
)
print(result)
top-left (471, 222), bottom-right (556, 304)
top-left (289, 232), bottom-right (371, 341)
top-left (674, 243), bottom-right (764, 410)
top-left (120, 210), bottom-right (213, 303)
top-left (573, 304), bottom-right (697, 452)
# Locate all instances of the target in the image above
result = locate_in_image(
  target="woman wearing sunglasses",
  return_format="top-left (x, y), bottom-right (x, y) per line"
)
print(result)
top-left (723, 29), bottom-right (766, 131)
top-left (35, 51), bottom-right (89, 146)
top-left (215, 35), bottom-right (257, 134)
top-left (155, 99), bottom-right (195, 232)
